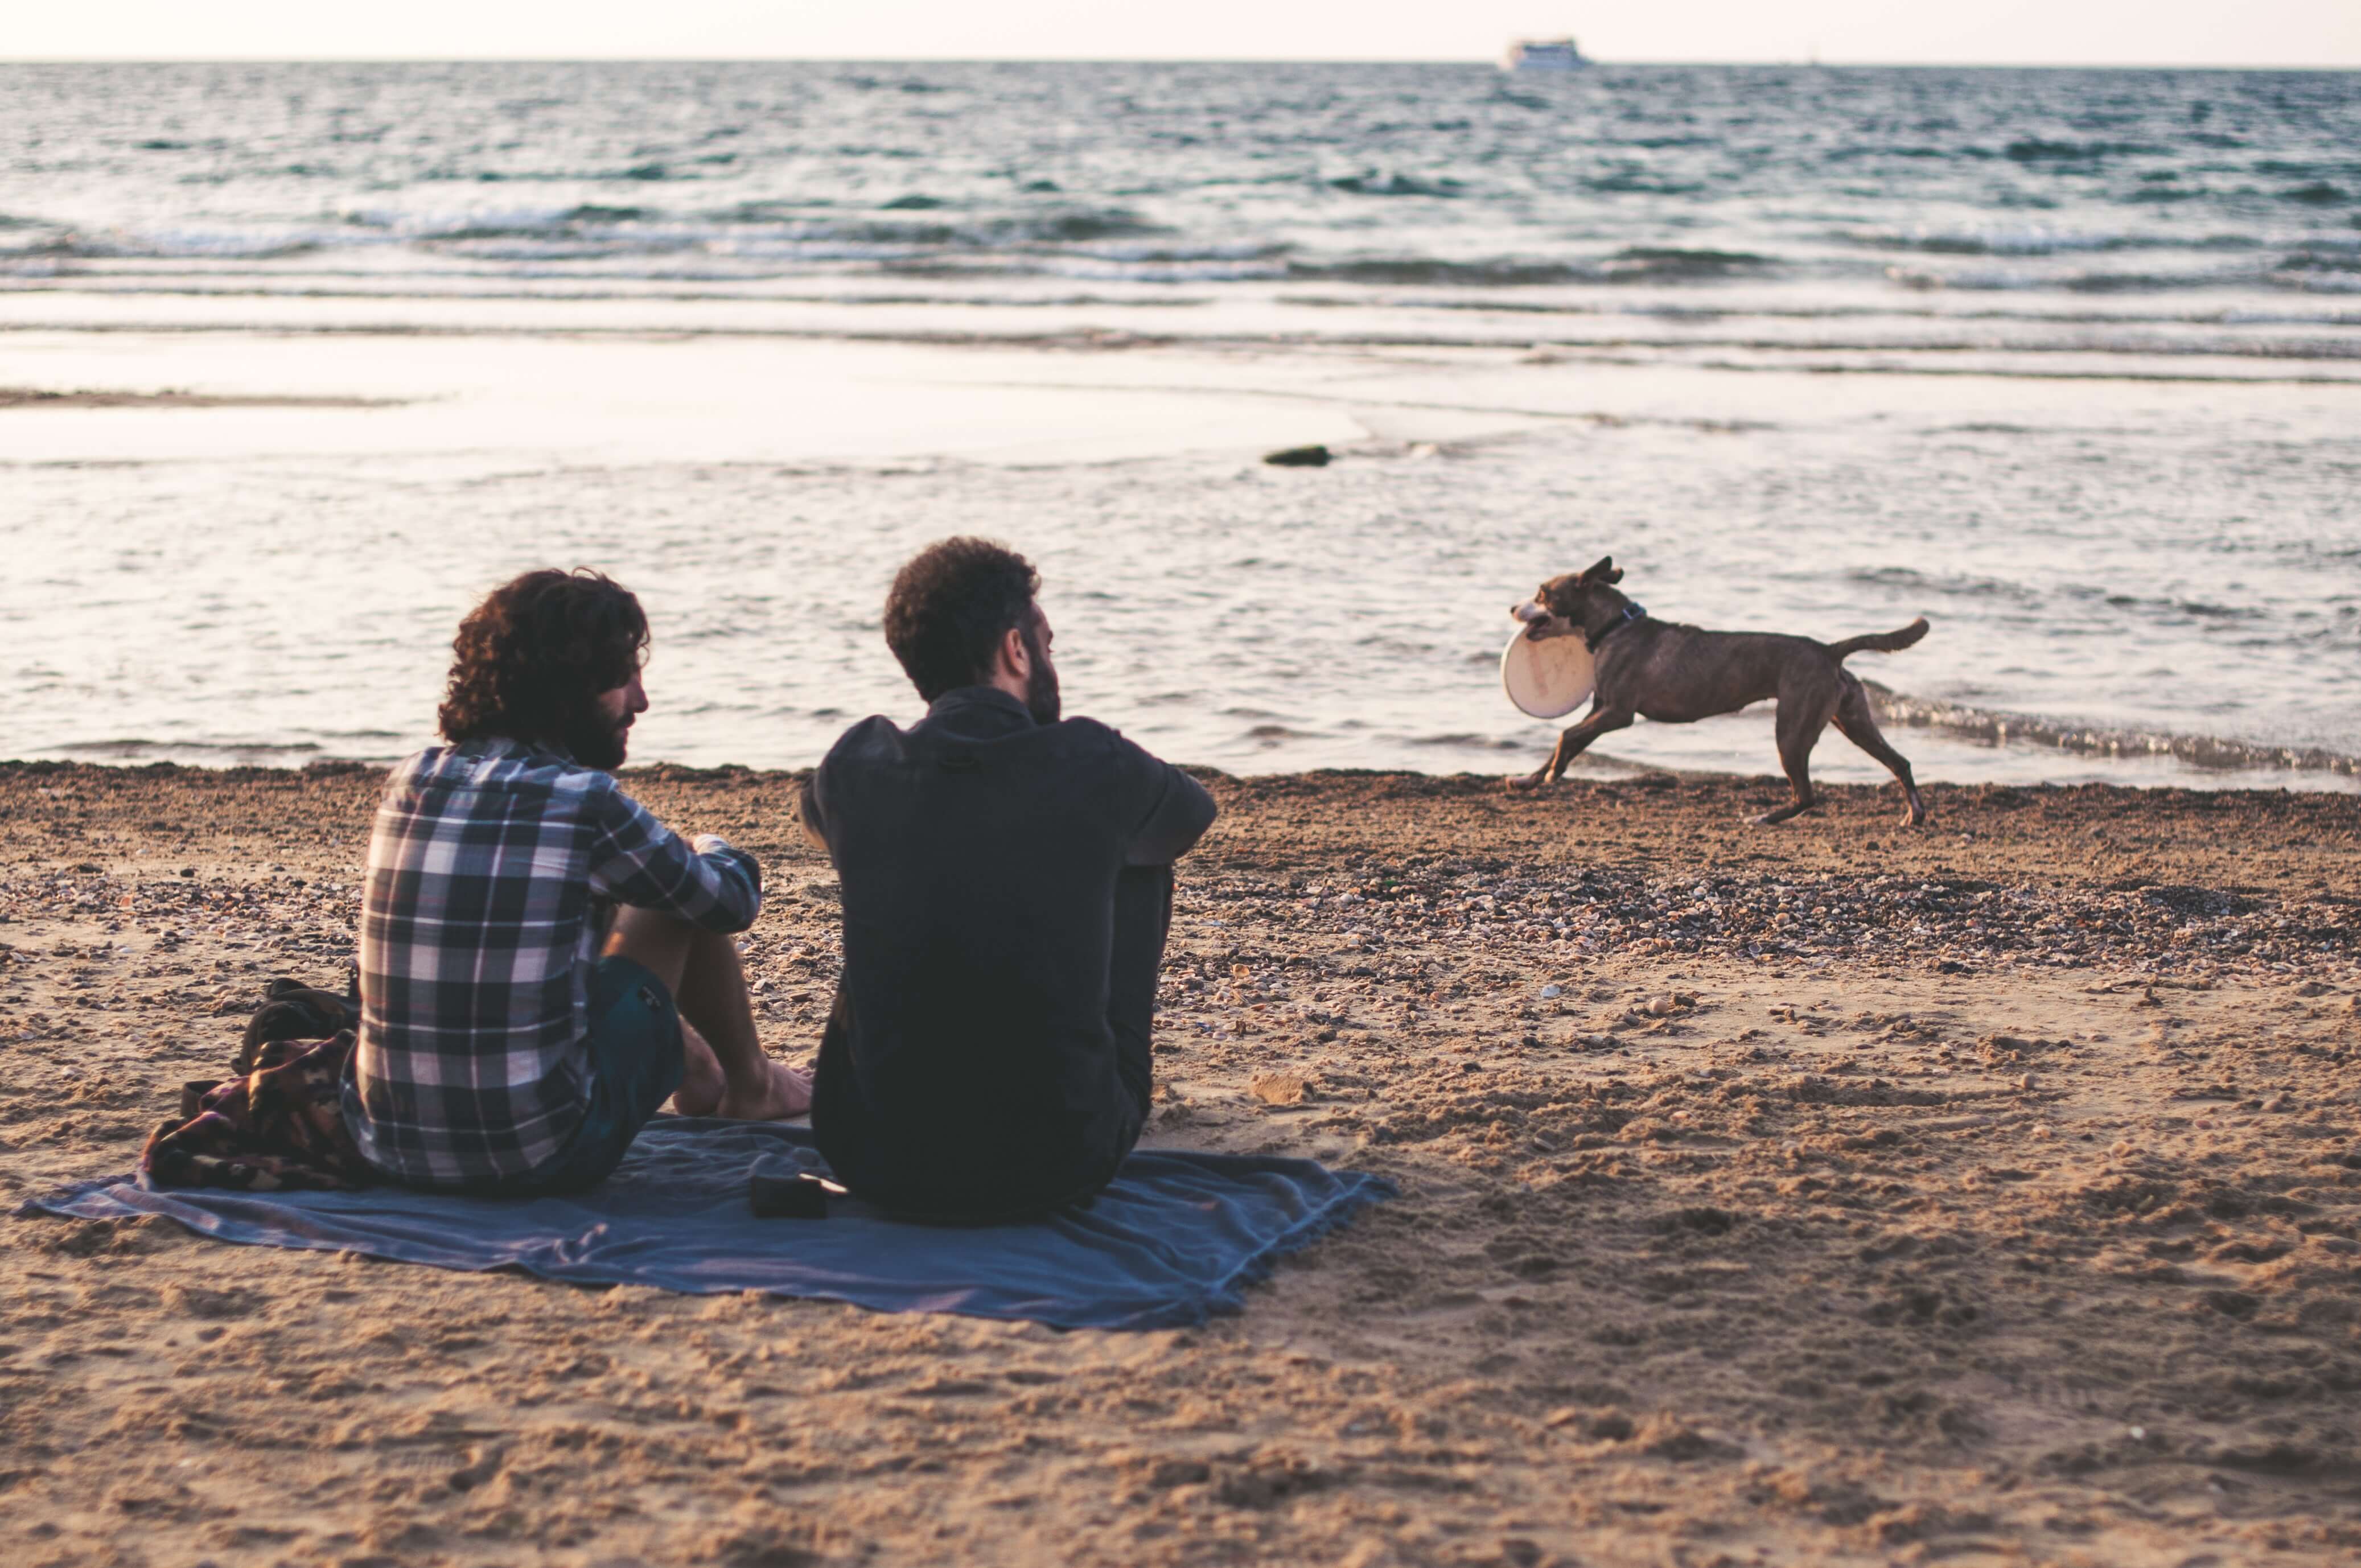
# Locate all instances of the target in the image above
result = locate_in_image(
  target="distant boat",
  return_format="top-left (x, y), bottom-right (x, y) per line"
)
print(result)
top-left (1503, 38), bottom-right (1587, 71)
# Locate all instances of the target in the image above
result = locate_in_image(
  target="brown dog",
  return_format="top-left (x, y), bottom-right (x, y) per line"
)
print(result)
top-left (1509, 557), bottom-right (1931, 825)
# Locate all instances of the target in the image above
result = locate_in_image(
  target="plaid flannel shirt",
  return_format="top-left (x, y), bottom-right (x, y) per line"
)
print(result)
top-left (341, 738), bottom-right (760, 1187)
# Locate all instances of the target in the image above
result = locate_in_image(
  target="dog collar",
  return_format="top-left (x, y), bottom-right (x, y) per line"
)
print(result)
top-left (1586, 602), bottom-right (1647, 653)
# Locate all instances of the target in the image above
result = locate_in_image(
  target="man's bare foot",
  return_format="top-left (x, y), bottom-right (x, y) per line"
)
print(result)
top-left (714, 1057), bottom-right (813, 1122)
top-left (670, 1025), bottom-right (726, 1116)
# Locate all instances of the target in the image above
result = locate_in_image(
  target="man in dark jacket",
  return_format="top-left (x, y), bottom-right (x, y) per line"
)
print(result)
top-left (800, 538), bottom-right (1216, 1219)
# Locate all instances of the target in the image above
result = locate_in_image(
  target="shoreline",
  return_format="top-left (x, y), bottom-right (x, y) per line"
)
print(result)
top-left (10, 733), bottom-right (2361, 794)
top-left (6, 326), bottom-right (2355, 790)
top-left (5, 762), bottom-right (2358, 1565)
top-left (5, 763), bottom-right (2358, 995)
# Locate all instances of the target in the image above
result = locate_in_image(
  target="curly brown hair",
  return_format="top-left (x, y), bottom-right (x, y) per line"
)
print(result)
top-left (438, 569), bottom-right (648, 761)
top-left (883, 537), bottom-right (1042, 702)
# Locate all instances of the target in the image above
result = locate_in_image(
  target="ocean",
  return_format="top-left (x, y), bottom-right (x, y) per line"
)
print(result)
top-left (3, 61), bottom-right (2356, 787)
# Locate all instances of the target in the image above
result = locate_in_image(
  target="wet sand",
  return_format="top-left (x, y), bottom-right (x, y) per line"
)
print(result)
top-left (4, 762), bottom-right (2359, 1566)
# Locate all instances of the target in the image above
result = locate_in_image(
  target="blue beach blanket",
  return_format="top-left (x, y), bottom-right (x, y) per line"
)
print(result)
top-left (22, 1120), bottom-right (1392, 1331)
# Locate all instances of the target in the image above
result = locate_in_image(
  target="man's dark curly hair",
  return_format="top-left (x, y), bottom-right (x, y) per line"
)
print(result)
top-left (438, 569), bottom-right (649, 750)
top-left (883, 537), bottom-right (1040, 701)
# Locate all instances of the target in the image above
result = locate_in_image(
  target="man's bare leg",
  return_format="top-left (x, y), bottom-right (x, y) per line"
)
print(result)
top-left (604, 907), bottom-right (811, 1120)
top-left (670, 1020), bottom-right (728, 1117)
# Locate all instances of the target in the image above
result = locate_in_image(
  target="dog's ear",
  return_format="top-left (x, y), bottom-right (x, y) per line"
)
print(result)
top-left (1580, 555), bottom-right (1620, 585)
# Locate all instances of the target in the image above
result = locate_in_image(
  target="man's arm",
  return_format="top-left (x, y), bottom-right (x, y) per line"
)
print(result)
top-left (586, 780), bottom-right (762, 932)
top-left (1123, 750), bottom-right (1217, 867)
top-left (796, 768), bottom-right (828, 851)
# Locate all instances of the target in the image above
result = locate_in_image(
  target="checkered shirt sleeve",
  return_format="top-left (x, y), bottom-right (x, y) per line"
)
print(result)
top-left (586, 787), bottom-right (761, 932)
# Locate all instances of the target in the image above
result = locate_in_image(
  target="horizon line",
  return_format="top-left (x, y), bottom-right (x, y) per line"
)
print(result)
top-left (3, 55), bottom-right (2358, 72)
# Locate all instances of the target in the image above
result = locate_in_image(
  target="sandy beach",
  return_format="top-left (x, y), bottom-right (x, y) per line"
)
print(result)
top-left (7, 50), bottom-right (2358, 1568)
top-left (5, 760), bottom-right (2357, 1566)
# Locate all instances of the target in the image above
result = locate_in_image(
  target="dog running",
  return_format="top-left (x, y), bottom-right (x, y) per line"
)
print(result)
top-left (1509, 556), bottom-right (1932, 825)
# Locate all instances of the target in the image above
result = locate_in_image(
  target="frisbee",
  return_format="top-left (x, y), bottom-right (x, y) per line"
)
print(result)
top-left (1501, 627), bottom-right (1595, 719)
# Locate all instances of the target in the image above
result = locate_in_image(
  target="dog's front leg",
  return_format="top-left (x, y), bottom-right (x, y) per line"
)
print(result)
top-left (1511, 706), bottom-right (1635, 789)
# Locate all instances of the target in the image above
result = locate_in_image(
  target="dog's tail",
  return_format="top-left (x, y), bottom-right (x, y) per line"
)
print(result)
top-left (1825, 617), bottom-right (1930, 661)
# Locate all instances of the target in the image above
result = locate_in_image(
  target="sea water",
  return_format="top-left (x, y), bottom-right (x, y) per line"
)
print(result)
top-left (2, 62), bottom-right (2355, 785)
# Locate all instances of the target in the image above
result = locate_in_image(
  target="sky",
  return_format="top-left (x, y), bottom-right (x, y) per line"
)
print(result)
top-left (9, 0), bottom-right (2359, 67)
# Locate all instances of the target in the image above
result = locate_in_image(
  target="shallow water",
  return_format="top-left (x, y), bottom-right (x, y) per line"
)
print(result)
top-left (2, 63), bottom-right (2356, 786)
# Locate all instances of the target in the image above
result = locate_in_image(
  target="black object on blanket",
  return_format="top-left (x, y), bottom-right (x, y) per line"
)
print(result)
top-left (179, 976), bottom-right (361, 1119)
top-left (146, 976), bottom-right (375, 1192)
top-left (146, 1031), bottom-right (370, 1191)
top-left (234, 976), bottom-right (360, 1075)
top-left (747, 1154), bottom-right (844, 1219)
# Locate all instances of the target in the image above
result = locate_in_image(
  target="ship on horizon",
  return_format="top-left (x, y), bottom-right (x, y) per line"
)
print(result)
top-left (1503, 37), bottom-right (1587, 71)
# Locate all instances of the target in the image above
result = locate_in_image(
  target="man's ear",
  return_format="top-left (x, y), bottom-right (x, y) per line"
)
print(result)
top-left (998, 622), bottom-right (1031, 680)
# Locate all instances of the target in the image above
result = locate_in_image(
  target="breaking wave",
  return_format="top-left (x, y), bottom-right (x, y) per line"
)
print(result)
top-left (1846, 225), bottom-right (2256, 257)
top-left (1326, 171), bottom-right (1465, 198)
top-left (2, 201), bottom-right (1178, 268)
top-left (1865, 687), bottom-right (2361, 779)
top-left (1290, 248), bottom-right (1772, 287)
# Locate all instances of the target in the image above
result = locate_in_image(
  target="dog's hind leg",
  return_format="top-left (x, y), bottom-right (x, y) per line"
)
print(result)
top-left (1756, 693), bottom-right (1834, 825)
top-left (1511, 703), bottom-right (1635, 788)
top-left (1831, 677), bottom-right (1929, 826)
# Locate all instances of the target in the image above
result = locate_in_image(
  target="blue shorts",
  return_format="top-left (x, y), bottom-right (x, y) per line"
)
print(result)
top-left (505, 955), bottom-right (685, 1195)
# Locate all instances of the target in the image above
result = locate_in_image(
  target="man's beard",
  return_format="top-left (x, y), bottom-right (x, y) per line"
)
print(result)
top-left (1021, 623), bottom-right (1061, 726)
top-left (561, 706), bottom-right (631, 770)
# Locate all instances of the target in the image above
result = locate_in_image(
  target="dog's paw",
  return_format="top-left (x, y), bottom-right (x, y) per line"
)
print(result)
top-left (1504, 771), bottom-right (1554, 793)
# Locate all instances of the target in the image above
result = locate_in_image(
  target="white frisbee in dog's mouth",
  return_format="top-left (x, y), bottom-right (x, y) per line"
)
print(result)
top-left (1502, 625), bottom-right (1595, 719)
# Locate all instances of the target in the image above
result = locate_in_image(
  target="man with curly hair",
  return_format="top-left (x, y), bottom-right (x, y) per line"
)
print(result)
top-left (343, 568), bottom-right (805, 1194)
top-left (800, 538), bottom-right (1217, 1219)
